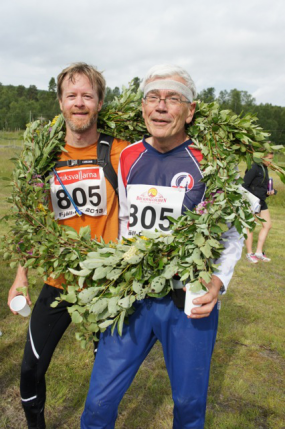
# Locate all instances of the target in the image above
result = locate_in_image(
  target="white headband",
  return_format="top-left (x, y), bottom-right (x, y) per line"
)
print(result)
top-left (143, 79), bottom-right (194, 102)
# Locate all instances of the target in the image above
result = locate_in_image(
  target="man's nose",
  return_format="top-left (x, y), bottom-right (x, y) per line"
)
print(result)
top-left (156, 99), bottom-right (168, 111)
top-left (74, 96), bottom-right (85, 107)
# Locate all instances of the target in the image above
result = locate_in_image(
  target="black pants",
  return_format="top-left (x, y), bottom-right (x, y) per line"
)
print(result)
top-left (20, 284), bottom-right (71, 424)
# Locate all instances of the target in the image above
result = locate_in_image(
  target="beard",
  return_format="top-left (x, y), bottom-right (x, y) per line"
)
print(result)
top-left (63, 110), bottom-right (98, 133)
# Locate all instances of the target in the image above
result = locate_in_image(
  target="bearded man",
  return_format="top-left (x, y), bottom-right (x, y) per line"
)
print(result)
top-left (8, 62), bottom-right (129, 429)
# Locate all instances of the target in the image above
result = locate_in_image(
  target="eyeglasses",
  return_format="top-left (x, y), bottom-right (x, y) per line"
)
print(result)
top-left (144, 95), bottom-right (190, 107)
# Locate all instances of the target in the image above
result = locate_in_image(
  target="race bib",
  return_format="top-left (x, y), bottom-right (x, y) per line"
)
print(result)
top-left (50, 167), bottom-right (107, 220)
top-left (127, 184), bottom-right (185, 237)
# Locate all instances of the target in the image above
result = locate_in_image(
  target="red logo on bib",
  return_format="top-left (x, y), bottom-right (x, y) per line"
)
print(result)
top-left (54, 167), bottom-right (100, 185)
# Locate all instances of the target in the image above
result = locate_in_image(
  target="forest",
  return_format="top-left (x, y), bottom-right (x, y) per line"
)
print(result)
top-left (0, 77), bottom-right (284, 145)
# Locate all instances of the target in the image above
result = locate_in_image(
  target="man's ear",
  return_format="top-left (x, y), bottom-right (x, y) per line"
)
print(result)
top-left (98, 99), bottom-right (103, 112)
top-left (59, 99), bottom-right (63, 111)
top-left (141, 98), bottom-right (146, 119)
top-left (185, 102), bottom-right (196, 124)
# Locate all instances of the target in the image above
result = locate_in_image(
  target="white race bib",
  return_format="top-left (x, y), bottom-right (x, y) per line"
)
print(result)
top-left (127, 184), bottom-right (185, 237)
top-left (50, 167), bottom-right (107, 220)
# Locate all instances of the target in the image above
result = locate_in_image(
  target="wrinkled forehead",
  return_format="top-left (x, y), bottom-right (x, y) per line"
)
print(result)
top-left (144, 77), bottom-right (193, 102)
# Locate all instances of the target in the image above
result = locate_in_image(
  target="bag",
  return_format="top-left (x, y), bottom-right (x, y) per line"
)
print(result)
top-left (240, 186), bottom-right (261, 213)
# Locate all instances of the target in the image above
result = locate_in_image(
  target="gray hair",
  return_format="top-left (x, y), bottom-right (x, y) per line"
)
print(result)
top-left (140, 64), bottom-right (197, 100)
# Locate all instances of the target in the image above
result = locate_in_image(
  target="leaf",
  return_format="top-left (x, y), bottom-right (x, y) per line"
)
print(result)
top-left (279, 173), bottom-right (285, 185)
top-left (62, 292), bottom-right (77, 304)
top-left (16, 286), bottom-right (28, 297)
top-left (92, 266), bottom-right (113, 280)
top-left (199, 271), bottom-right (212, 283)
top-left (90, 298), bottom-right (109, 314)
top-left (117, 310), bottom-right (126, 336)
top-left (106, 268), bottom-right (123, 281)
top-left (98, 319), bottom-right (114, 329)
top-left (140, 231), bottom-right (161, 239)
top-left (253, 152), bottom-right (265, 159)
top-left (86, 323), bottom-right (100, 332)
top-left (98, 247), bottom-right (116, 254)
top-left (201, 242), bottom-right (212, 258)
top-left (126, 254), bottom-right (144, 264)
top-left (132, 279), bottom-right (143, 293)
top-left (207, 238), bottom-right (221, 248)
top-left (79, 225), bottom-right (91, 239)
top-left (150, 276), bottom-right (166, 293)
top-left (24, 258), bottom-right (36, 268)
top-left (68, 268), bottom-right (92, 277)
top-left (217, 223), bottom-right (229, 233)
top-left (162, 259), bottom-right (179, 279)
top-left (118, 295), bottom-right (136, 309)
top-left (71, 311), bottom-right (83, 324)
top-left (163, 235), bottom-right (174, 245)
top-left (78, 287), bottom-right (99, 304)
top-left (234, 218), bottom-right (243, 234)
top-left (108, 296), bottom-right (120, 315)
top-left (80, 259), bottom-right (104, 269)
top-left (65, 230), bottom-right (79, 240)
top-left (78, 276), bottom-right (86, 289)
top-left (189, 280), bottom-right (204, 293)
top-left (194, 233), bottom-right (205, 247)
top-left (67, 305), bottom-right (85, 314)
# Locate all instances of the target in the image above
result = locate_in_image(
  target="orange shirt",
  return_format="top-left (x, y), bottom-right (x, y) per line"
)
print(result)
top-left (46, 137), bottom-right (129, 288)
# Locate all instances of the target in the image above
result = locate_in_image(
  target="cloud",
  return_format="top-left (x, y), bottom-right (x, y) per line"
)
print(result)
top-left (0, 0), bottom-right (284, 105)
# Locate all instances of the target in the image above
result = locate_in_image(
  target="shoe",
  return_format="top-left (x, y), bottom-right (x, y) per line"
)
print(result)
top-left (246, 253), bottom-right (259, 263)
top-left (255, 252), bottom-right (271, 262)
top-left (23, 406), bottom-right (46, 429)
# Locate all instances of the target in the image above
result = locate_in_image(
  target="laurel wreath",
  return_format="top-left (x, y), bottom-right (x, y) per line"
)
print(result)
top-left (2, 80), bottom-right (285, 346)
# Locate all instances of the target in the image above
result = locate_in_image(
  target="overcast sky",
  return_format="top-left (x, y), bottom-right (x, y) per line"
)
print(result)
top-left (1, 0), bottom-right (284, 106)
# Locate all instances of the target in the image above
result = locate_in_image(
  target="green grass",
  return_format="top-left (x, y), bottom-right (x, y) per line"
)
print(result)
top-left (0, 137), bottom-right (284, 428)
top-left (0, 131), bottom-right (23, 149)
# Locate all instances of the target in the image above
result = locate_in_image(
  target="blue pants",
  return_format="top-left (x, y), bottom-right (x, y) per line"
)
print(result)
top-left (81, 295), bottom-right (219, 429)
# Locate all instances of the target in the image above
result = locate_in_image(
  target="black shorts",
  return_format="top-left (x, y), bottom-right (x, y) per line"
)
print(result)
top-left (259, 200), bottom-right (268, 212)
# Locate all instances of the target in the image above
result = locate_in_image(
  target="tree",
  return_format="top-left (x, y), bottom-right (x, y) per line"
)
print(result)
top-left (217, 90), bottom-right (229, 107)
top-left (48, 77), bottom-right (56, 93)
top-left (112, 87), bottom-right (120, 98)
top-left (27, 85), bottom-right (38, 101)
top-left (104, 87), bottom-right (114, 105)
top-left (241, 91), bottom-right (256, 109)
top-left (197, 87), bottom-right (215, 103)
top-left (227, 89), bottom-right (243, 114)
top-left (17, 85), bottom-right (26, 98)
top-left (103, 86), bottom-right (121, 106)
top-left (131, 77), bottom-right (141, 92)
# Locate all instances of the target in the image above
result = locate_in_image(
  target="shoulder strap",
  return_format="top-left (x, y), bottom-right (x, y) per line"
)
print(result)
top-left (54, 134), bottom-right (118, 194)
top-left (97, 133), bottom-right (117, 194)
top-left (55, 159), bottom-right (99, 168)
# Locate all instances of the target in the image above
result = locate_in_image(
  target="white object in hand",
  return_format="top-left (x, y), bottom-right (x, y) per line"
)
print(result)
top-left (184, 284), bottom-right (207, 316)
top-left (10, 295), bottom-right (31, 317)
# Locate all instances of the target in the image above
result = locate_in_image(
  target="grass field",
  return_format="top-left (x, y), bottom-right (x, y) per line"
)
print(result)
top-left (0, 136), bottom-right (284, 429)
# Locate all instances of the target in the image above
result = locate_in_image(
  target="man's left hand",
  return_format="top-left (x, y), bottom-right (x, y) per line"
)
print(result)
top-left (184, 275), bottom-right (222, 319)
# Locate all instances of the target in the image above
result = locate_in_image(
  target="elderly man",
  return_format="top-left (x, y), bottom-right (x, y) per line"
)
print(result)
top-left (81, 64), bottom-right (243, 429)
top-left (7, 62), bottom-right (129, 429)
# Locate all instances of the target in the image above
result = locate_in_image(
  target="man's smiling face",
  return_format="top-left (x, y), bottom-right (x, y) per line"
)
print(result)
top-left (142, 75), bottom-right (195, 144)
top-left (59, 73), bottom-right (103, 133)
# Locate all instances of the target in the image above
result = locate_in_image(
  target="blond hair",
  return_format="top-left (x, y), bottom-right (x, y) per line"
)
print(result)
top-left (57, 62), bottom-right (106, 101)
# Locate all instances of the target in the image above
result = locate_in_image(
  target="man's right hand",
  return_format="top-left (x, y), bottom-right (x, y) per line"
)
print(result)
top-left (8, 265), bottom-right (31, 315)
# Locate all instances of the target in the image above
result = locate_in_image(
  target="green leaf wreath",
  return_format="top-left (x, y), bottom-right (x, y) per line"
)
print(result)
top-left (2, 80), bottom-right (285, 346)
